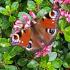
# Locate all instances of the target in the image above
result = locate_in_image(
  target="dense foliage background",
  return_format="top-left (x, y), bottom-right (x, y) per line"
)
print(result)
top-left (0, 0), bottom-right (70, 70)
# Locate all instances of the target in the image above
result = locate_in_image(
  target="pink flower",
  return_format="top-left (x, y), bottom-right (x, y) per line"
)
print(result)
top-left (29, 11), bottom-right (36, 19)
top-left (68, 14), bottom-right (70, 18)
top-left (59, 9), bottom-right (70, 23)
top-left (65, 12), bottom-right (69, 17)
top-left (22, 14), bottom-right (29, 22)
top-left (15, 20), bottom-right (22, 25)
top-left (14, 20), bottom-right (23, 28)
top-left (35, 51), bottom-right (42, 57)
top-left (42, 45), bottom-right (52, 56)
top-left (66, 17), bottom-right (70, 22)
top-left (63, 0), bottom-right (70, 4)
top-left (60, 9), bottom-right (66, 16)
top-left (54, 0), bottom-right (70, 4)
top-left (35, 44), bottom-right (52, 57)
top-left (13, 20), bottom-right (23, 32)
top-left (54, 0), bottom-right (63, 4)
top-left (22, 14), bottom-right (31, 29)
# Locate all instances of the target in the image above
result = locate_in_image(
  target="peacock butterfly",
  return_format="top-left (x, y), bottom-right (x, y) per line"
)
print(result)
top-left (10, 10), bottom-right (59, 51)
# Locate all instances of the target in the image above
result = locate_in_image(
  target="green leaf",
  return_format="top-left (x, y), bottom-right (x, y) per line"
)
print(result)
top-left (0, 18), bottom-right (2, 24)
top-left (63, 62), bottom-right (69, 68)
top-left (27, 0), bottom-right (36, 11)
top-left (49, 0), bottom-right (54, 4)
top-left (9, 46), bottom-right (23, 58)
top-left (3, 52), bottom-right (13, 64)
top-left (0, 38), bottom-right (11, 47)
top-left (48, 52), bottom-right (57, 61)
top-left (5, 65), bottom-right (17, 70)
top-left (0, 6), bottom-right (11, 16)
top-left (39, 56), bottom-right (49, 69)
top-left (17, 58), bottom-right (28, 66)
top-left (64, 26), bottom-right (70, 42)
top-left (9, 16), bottom-right (16, 22)
top-left (0, 16), bottom-right (11, 30)
top-left (2, 10), bottom-right (10, 15)
top-left (27, 60), bottom-right (39, 68)
top-left (64, 32), bottom-right (70, 42)
top-left (34, 0), bottom-right (43, 5)
top-left (68, 43), bottom-right (70, 50)
top-left (40, 56), bottom-right (49, 63)
top-left (52, 59), bottom-right (63, 68)
top-left (58, 18), bottom-right (67, 31)
top-left (0, 7), bottom-right (5, 13)
top-left (47, 62), bottom-right (56, 70)
top-left (6, 5), bottom-right (11, 12)
top-left (52, 41), bottom-right (59, 48)
top-left (65, 52), bottom-right (70, 64)
top-left (0, 47), bottom-right (11, 53)
top-left (5, 0), bottom-right (11, 5)
top-left (64, 26), bottom-right (70, 35)
top-left (11, 2), bottom-right (19, 11)
top-left (0, 53), bottom-right (2, 61)
top-left (37, 7), bottom-right (51, 18)
top-left (40, 0), bottom-right (51, 8)
top-left (0, 18), bottom-right (2, 27)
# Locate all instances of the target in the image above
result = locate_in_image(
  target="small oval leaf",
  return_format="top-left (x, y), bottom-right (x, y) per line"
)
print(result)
top-left (27, 60), bottom-right (39, 68)
top-left (48, 52), bottom-right (57, 61)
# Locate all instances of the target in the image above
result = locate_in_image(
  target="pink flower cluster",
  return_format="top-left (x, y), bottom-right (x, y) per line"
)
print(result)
top-left (54, 0), bottom-right (70, 4)
top-left (10, 20), bottom-right (23, 38)
top-left (60, 9), bottom-right (70, 22)
top-left (63, 0), bottom-right (70, 4)
top-left (13, 20), bottom-right (23, 33)
top-left (13, 11), bottom-right (36, 32)
top-left (54, 0), bottom-right (63, 4)
top-left (22, 11), bottom-right (36, 28)
top-left (35, 44), bottom-right (52, 58)
top-left (53, 0), bottom-right (70, 23)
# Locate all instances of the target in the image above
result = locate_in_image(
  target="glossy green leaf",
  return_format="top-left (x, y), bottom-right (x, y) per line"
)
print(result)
top-left (9, 16), bottom-right (16, 22)
top-left (52, 41), bottom-right (59, 48)
top-left (0, 18), bottom-right (2, 27)
top-left (63, 62), bottom-right (69, 68)
top-left (68, 43), bottom-right (70, 50)
top-left (0, 53), bottom-right (2, 61)
top-left (27, 60), bottom-right (39, 68)
top-left (0, 38), bottom-right (10, 47)
top-left (52, 59), bottom-right (63, 68)
top-left (41, 56), bottom-right (49, 62)
top-left (47, 62), bottom-right (56, 70)
top-left (0, 7), bottom-right (5, 13)
top-left (58, 18), bottom-right (67, 31)
top-left (17, 58), bottom-right (28, 66)
top-left (0, 7), bottom-right (10, 15)
top-left (34, 0), bottom-right (43, 5)
top-left (49, 0), bottom-right (54, 4)
top-left (39, 56), bottom-right (49, 69)
top-left (37, 7), bottom-right (51, 18)
top-left (48, 52), bottom-right (57, 61)
top-left (27, 0), bottom-right (36, 11)
top-left (5, 65), bottom-right (17, 70)
top-left (9, 46), bottom-right (23, 58)
top-left (6, 5), bottom-right (10, 12)
top-left (65, 52), bottom-right (70, 64)
top-left (3, 52), bottom-right (13, 64)
top-left (11, 2), bottom-right (19, 11)
top-left (64, 26), bottom-right (70, 42)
